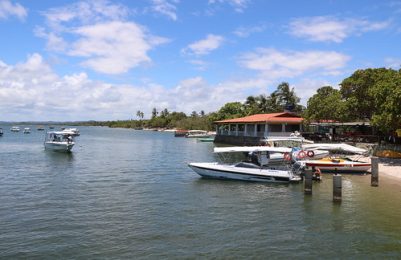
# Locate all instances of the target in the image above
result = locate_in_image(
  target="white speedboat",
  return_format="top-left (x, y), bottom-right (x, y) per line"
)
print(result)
top-left (10, 126), bottom-right (20, 132)
top-left (62, 128), bottom-right (80, 136)
top-left (23, 127), bottom-right (31, 134)
top-left (188, 146), bottom-right (304, 183)
top-left (44, 131), bottom-right (75, 152)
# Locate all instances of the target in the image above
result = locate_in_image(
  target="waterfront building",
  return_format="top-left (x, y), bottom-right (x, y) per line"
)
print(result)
top-left (214, 112), bottom-right (303, 145)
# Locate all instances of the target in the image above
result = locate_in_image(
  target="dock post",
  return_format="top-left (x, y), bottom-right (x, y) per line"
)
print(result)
top-left (333, 174), bottom-right (342, 203)
top-left (304, 170), bottom-right (312, 195)
top-left (371, 156), bottom-right (379, 187)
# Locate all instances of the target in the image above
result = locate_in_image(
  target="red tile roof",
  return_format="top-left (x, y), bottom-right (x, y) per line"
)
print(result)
top-left (215, 112), bottom-right (303, 124)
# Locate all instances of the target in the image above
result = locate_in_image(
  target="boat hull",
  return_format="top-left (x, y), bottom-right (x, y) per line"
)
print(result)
top-left (188, 162), bottom-right (301, 183)
top-left (44, 142), bottom-right (74, 152)
top-left (304, 160), bottom-right (371, 173)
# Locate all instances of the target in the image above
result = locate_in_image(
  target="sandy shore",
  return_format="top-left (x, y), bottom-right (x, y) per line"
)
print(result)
top-left (357, 156), bottom-right (401, 181)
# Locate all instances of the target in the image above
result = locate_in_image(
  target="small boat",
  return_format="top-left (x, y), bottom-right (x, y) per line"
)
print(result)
top-left (10, 126), bottom-right (20, 132)
top-left (23, 127), bottom-right (31, 134)
top-left (61, 128), bottom-right (80, 136)
top-left (185, 130), bottom-right (211, 138)
top-left (197, 137), bottom-right (215, 142)
top-left (188, 146), bottom-right (304, 183)
top-left (299, 143), bottom-right (371, 173)
top-left (302, 157), bottom-right (371, 173)
top-left (37, 126), bottom-right (45, 131)
top-left (0, 128), bottom-right (3, 136)
top-left (44, 131), bottom-right (75, 152)
top-left (174, 129), bottom-right (188, 137)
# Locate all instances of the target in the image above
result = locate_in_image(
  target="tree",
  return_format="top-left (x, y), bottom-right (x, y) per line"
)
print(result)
top-left (273, 82), bottom-right (301, 112)
top-left (190, 111), bottom-right (198, 117)
top-left (340, 68), bottom-right (401, 133)
top-left (136, 110), bottom-right (144, 120)
top-left (151, 108), bottom-right (158, 119)
top-left (304, 86), bottom-right (347, 122)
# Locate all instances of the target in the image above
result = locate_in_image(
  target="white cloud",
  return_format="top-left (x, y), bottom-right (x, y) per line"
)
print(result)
top-left (233, 24), bottom-right (266, 38)
top-left (289, 16), bottom-right (389, 43)
top-left (384, 57), bottom-right (401, 69)
top-left (0, 0), bottom-right (27, 20)
top-left (182, 34), bottom-right (224, 56)
top-left (43, 0), bottom-right (129, 30)
top-left (208, 0), bottom-right (249, 13)
top-left (150, 0), bottom-right (178, 21)
top-left (0, 53), bottom-right (268, 121)
top-left (292, 79), bottom-right (339, 105)
top-left (39, 0), bottom-right (167, 75)
top-left (238, 48), bottom-right (350, 78)
top-left (69, 21), bottom-right (167, 74)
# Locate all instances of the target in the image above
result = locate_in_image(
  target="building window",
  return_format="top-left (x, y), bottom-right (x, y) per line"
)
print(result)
top-left (269, 124), bottom-right (282, 132)
top-left (286, 124), bottom-right (300, 132)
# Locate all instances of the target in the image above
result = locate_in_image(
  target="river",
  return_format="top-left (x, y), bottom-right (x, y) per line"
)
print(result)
top-left (0, 126), bottom-right (400, 258)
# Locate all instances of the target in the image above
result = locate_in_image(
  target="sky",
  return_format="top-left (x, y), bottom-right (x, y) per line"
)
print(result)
top-left (0, 0), bottom-right (400, 121)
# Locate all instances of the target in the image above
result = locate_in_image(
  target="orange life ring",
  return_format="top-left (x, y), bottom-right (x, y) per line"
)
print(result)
top-left (297, 150), bottom-right (306, 159)
top-left (307, 150), bottom-right (315, 158)
top-left (283, 152), bottom-right (291, 161)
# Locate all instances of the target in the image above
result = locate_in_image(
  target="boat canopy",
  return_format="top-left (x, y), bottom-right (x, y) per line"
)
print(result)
top-left (214, 146), bottom-right (292, 154)
top-left (302, 143), bottom-right (367, 154)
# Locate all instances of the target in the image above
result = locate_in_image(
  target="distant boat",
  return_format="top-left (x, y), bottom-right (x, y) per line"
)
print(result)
top-left (61, 128), bottom-right (80, 136)
top-left (44, 131), bottom-right (75, 152)
top-left (10, 126), bottom-right (20, 132)
top-left (174, 129), bottom-right (188, 137)
top-left (37, 126), bottom-right (45, 131)
top-left (0, 128), bottom-right (3, 136)
top-left (185, 130), bottom-right (211, 138)
top-left (49, 126), bottom-right (55, 129)
top-left (23, 127), bottom-right (31, 134)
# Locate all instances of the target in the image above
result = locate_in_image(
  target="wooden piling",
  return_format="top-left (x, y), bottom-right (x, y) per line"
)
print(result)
top-left (304, 170), bottom-right (312, 195)
top-left (371, 156), bottom-right (379, 187)
top-left (333, 174), bottom-right (342, 202)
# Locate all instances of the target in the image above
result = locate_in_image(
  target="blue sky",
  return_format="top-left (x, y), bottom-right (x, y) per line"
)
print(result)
top-left (0, 0), bottom-right (400, 121)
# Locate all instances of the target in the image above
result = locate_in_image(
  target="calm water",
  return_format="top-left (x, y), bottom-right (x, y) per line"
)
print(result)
top-left (1, 126), bottom-right (401, 259)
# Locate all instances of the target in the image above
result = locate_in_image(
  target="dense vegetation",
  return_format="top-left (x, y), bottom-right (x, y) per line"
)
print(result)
top-left (80, 68), bottom-right (401, 134)
top-left (304, 68), bottom-right (401, 134)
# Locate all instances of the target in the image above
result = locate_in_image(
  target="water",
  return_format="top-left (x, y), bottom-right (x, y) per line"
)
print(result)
top-left (1, 126), bottom-right (401, 258)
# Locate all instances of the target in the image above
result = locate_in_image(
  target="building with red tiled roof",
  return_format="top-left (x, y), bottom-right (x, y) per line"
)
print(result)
top-left (214, 112), bottom-right (304, 145)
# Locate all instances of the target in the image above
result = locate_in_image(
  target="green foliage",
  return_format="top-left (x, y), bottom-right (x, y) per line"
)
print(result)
top-left (304, 86), bottom-right (347, 122)
top-left (243, 82), bottom-right (303, 115)
top-left (340, 68), bottom-right (401, 133)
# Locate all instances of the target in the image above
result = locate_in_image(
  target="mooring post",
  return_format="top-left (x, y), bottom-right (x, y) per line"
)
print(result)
top-left (333, 174), bottom-right (342, 202)
top-left (371, 156), bottom-right (379, 187)
top-left (304, 170), bottom-right (313, 195)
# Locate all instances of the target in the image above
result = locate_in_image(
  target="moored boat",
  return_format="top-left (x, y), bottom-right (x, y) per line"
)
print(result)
top-left (61, 128), bottom-right (80, 136)
top-left (185, 130), bottom-right (211, 138)
top-left (188, 146), bottom-right (305, 183)
top-left (23, 127), bottom-right (31, 134)
top-left (299, 143), bottom-right (371, 173)
top-left (0, 128), bottom-right (3, 136)
top-left (302, 157), bottom-right (371, 173)
top-left (10, 126), bottom-right (20, 132)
